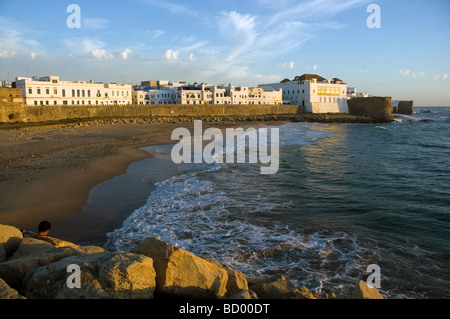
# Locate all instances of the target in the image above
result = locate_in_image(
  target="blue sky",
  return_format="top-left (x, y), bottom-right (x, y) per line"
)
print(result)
top-left (0, 0), bottom-right (449, 105)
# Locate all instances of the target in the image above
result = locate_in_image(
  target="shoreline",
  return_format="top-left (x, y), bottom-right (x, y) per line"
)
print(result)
top-left (0, 117), bottom-right (288, 241)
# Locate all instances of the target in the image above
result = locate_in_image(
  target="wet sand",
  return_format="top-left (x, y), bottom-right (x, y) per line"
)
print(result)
top-left (0, 119), bottom-right (282, 243)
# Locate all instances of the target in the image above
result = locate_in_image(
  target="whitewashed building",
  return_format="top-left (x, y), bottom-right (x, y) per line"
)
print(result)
top-left (259, 74), bottom-right (348, 113)
top-left (14, 76), bottom-right (132, 106)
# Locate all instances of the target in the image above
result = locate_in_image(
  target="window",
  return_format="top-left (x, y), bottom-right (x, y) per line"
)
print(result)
top-left (28, 88), bottom-right (32, 94)
top-left (87, 90), bottom-right (91, 97)
top-left (54, 89), bottom-right (57, 95)
top-left (77, 90), bottom-right (80, 97)
top-left (34, 101), bottom-right (37, 106)
top-left (72, 90), bottom-right (75, 97)
top-left (54, 101), bottom-right (57, 105)
top-left (37, 88), bottom-right (41, 94)
top-left (62, 89), bottom-right (66, 97)
top-left (52, 79), bottom-right (58, 84)
top-left (46, 101), bottom-right (49, 105)
top-left (46, 88), bottom-right (49, 94)
top-left (63, 101), bottom-right (68, 105)
top-left (82, 90), bottom-right (85, 97)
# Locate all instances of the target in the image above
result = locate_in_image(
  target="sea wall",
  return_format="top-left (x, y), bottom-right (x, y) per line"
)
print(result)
top-left (347, 97), bottom-right (393, 122)
top-left (396, 101), bottom-right (414, 115)
top-left (0, 103), bottom-right (301, 123)
top-left (0, 88), bottom-right (26, 122)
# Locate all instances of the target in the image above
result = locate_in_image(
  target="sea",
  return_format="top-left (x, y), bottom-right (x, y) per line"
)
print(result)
top-left (97, 107), bottom-right (449, 299)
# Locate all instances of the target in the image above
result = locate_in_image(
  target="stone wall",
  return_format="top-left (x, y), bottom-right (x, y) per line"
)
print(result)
top-left (347, 97), bottom-right (393, 122)
top-left (0, 88), bottom-right (26, 122)
top-left (0, 103), bottom-right (301, 123)
top-left (396, 101), bottom-right (414, 115)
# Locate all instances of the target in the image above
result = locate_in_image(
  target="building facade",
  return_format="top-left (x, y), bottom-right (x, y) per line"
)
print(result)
top-left (259, 74), bottom-right (348, 113)
top-left (14, 76), bottom-right (132, 106)
top-left (175, 84), bottom-right (282, 105)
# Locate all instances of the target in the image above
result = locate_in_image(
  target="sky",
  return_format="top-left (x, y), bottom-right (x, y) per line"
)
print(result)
top-left (0, 0), bottom-right (449, 106)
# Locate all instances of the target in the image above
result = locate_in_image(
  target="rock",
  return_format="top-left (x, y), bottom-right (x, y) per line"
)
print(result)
top-left (22, 229), bottom-right (78, 248)
top-left (228, 289), bottom-right (258, 300)
top-left (0, 278), bottom-right (26, 299)
top-left (247, 274), bottom-right (316, 299)
top-left (0, 237), bottom-right (105, 292)
top-left (25, 252), bottom-right (156, 299)
top-left (132, 237), bottom-right (228, 299)
top-left (0, 224), bottom-right (23, 262)
top-left (351, 281), bottom-right (384, 299)
top-left (206, 258), bottom-right (249, 297)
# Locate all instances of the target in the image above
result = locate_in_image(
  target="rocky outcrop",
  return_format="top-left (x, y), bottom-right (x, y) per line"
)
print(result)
top-left (0, 237), bottom-right (105, 293)
top-left (132, 237), bottom-right (228, 299)
top-left (247, 274), bottom-right (318, 299)
top-left (25, 252), bottom-right (156, 299)
top-left (351, 280), bottom-right (384, 299)
top-left (0, 225), bottom-right (386, 300)
top-left (0, 278), bottom-right (25, 299)
top-left (0, 224), bottom-right (23, 262)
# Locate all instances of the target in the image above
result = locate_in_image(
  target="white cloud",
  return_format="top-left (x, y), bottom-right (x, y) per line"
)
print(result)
top-left (434, 74), bottom-right (449, 81)
top-left (152, 30), bottom-right (165, 39)
top-left (0, 49), bottom-right (18, 58)
top-left (187, 53), bottom-right (197, 62)
top-left (266, 0), bottom-right (370, 26)
top-left (165, 49), bottom-right (180, 60)
top-left (30, 52), bottom-right (36, 59)
top-left (278, 61), bottom-right (295, 69)
top-left (91, 48), bottom-right (114, 59)
top-left (138, 0), bottom-right (199, 17)
top-left (218, 11), bottom-right (257, 61)
top-left (412, 72), bottom-right (425, 79)
top-left (120, 49), bottom-right (132, 60)
top-left (83, 18), bottom-right (110, 29)
top-left (312, 64), bottom-right (320, 71)
top-left (400, 69), bottom-right (411, 76)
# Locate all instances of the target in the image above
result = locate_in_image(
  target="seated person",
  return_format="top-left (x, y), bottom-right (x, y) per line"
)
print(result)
top-left (34, 221), bottom-right (56, 246)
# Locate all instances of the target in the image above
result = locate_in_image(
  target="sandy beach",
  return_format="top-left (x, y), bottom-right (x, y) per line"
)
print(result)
top-left (0, 118), bottom-right (283, 244)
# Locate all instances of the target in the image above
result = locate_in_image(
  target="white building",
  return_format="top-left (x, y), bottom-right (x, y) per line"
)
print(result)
top-left (132, 89), bottom-right (147, 105)
top-left (259, 74), bottom-right (348, 113)
top-left (348, 87), bottom-right (370, 99)
top-left (175, 84), bottom-right (282, 105)
top-left (14, 76), bottom-right (132, 106)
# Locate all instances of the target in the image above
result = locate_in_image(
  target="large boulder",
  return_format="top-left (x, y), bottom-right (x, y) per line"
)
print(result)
top-left (351, 280), bottom-right (384, 299)
top-left (0, 278), bottom-right (26, 299)
top-left (0, 237), bottom-right (104, 292)
top-left (228, 289), bottom-right (258, 300)
top-left (206, 258), bottom-right (249, 297)
top-left (132, 237), bottom-right (228, 299)
top-left (0, 224), bottom-right (23, 262)
top-left (247, 274), bottom-right (316, 299)
top-left (25, 252), bottom-right (156, 299)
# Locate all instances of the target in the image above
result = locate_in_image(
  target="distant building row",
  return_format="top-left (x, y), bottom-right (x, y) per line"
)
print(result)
top-left (12, 74), bottom-right (361, 114)
top-left (12, 76), bottom-right (282, 107)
